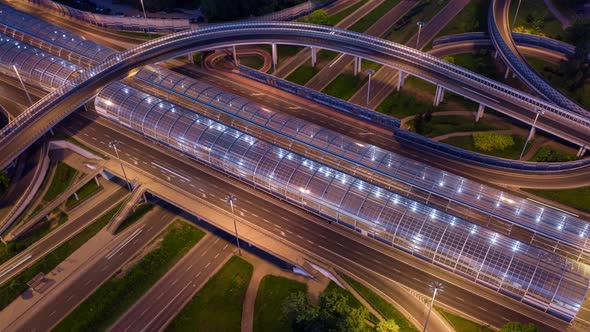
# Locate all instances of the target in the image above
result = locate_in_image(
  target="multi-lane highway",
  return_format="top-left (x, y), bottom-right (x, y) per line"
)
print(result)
top-left (109, 234), bottom-right (233, 332)
top-left (59, 111), bottom-right (583, 331)
top-left (4, 204), bottom-right (176, 332)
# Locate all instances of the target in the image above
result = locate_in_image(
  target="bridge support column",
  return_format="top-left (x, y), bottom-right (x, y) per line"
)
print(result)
top-left (73, 192), bottom-right (79, 201)
top-left (434, 85), bottom-right (445, 106)
top-left (188, 52), bottom-right (194, 64)
top-left (475, 104), bottom-right (485, 122)
top-left (397, 71), bottom-right (407, 91)
top-left (353, 57), bottom-right (360, 76)
top-left (232, 45), bottom-right (238, 66)
top-left (577, 146), bottom-right (587, 157)
top-left (311, 47), bottom-right (317, 67)
top-left (142, 191), bottom-right (148, 203)
top-left (494, 50), bottom-right (499, 59)
top-left (504, 67), bottom-right (510, 80)
top-left (271, 43), bottom-right (278, 74)
top-left (94, 176), bottom-right (100, 186)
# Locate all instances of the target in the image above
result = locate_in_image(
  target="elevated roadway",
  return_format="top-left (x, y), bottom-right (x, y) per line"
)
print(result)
top-left (489, 0), bottom-right (589, 116)
top-left (2, 22), bottom-right (590, 171)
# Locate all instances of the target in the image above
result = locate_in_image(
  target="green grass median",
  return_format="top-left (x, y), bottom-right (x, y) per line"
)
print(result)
top-left (340, 273), bottom-right (419, 332)
top-left (53, 219), bottom-right (205, 332)
top-left (166, 255), bottom-right (253, 332)
top-left (408, 115), bottom-right (499, 137)
top-left (65, 180), bottom-right (103, 210)
top-left (327, 0), bottom-right (369, 26)
top-left (253, 275), bottom-right (307, 332)
top-left (43, 162), bottom-right (78, 203)
top-left (0, 201), bottom-right (123, 311)
top-left (524, 187), bottom-right (590, 213)
top-left (349, 0), bottom-right (400, 33)
top-left (436, 307), bottom-right (494, 332)
top-left (115, 202), bottom-right (155, 235)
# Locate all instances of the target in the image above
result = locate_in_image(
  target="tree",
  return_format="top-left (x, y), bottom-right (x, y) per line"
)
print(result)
top-left (283, 288), bottom-right (369, 332)
top-left (424, 108), bottom-right (433, 122)
top-left (305, 10), bottom-right (330, 26)
top-left (442, 56), bottom-right (455, 64)
top-left (499, 322), bottom-right (541, 332)
top-left (413, 113), bottom-right (424, 134)
top-left (375, 320), bottom-right (400, 332)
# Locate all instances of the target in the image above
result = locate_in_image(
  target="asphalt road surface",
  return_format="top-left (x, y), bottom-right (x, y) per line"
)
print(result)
top-left (59, 111), bottom-right (580, 332)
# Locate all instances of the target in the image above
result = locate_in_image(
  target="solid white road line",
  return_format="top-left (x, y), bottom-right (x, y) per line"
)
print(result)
top-left (106, 228), bottom-right (144, 260)
top-left (0, 254), bottom-right (32, 279)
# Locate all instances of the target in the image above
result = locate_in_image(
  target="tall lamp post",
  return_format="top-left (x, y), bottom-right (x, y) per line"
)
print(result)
top-left (423, 281), bottom-right (443, 332)
top-left (13, 65), bottom-right (33, 105)
top-left (225, 194), bottom-right (242, 256)
top-left (512, 0), bottom-right (523, 29)
top-left (365, 69), bottom-right (375, 107)
top-left (416, 21), bottom-right (425, 49)
top-left (519, 109), bottom-right (544, 160)
top-left (109, 140), bottom-right (132, 191)
top-left (139, 0), bottom-right (151, 38)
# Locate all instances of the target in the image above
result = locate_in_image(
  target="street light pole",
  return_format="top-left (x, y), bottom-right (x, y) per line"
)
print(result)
top-left (365, 69), bottom-right (375, 107)
top-left (416, 21), bottom-right (425, 49)
top-left (512, 0), bottom-right (523, 30)
top-left (225, 194), bottom-right (242, 256)
top-left (139, 0), bottom-right (151, 38)
top-left (423, 281), bottom-right (443, 332)
top-left (519, 109), bottom-right (544, 160)
top-left (109, 140), bottom-right (132, 191)
top-left (12, 65), bottom-right (33, 105)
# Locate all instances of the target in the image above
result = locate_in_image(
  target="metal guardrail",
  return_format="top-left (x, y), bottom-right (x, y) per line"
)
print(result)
top-left (7, 166), bottom-right (104, 240)
top-left (488, 1), bottom-right (590, 117)
top-left (25, 0), bottom-right (191, 32)
top-left (394, 129), bottom-right (590, 172)
top-left (433, 32), bottom-right (577, 57)
top-left (239, 65), bottom-right (401, 131)
top-left (3, 22), bottom-right (590, 168)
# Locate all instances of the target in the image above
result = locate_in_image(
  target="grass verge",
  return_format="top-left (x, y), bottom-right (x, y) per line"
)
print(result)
top-left (0, 210), bottom-right (67, 266)
top-left (408, 115), bottom-right (500, 137)
top-left (340, 273), bottom-right (419, 331)
top-left (510, 0), bottom-right (564, 39)
top-left (436, 307), bottom-right (494, 332)
top-left (0, 202), bottom-right (123, 311)
top-left (441, 134), bottom-right (532, 159)
top-left (65, 181), bottom-right (103, 210)
top-left (166, 255), bottom-right (253, 332)
top-left (115, 202), bottom-right (155, 235)
top-left (349, 0), bottom-right (400, 33)
top-left (43, 162), bottom-right (78, 203)
top-left (524, 187), bottom-right (590, 213)
top-left (435, 0), bottom-right (490, 37)
top-left (327, 0), bottom-right (369, 26)
top-left (239, 55), bottom-right (264, 70)
top-left (285, 49), bottom-right (338, 85)
top-left (53, 219), bottom-right (205, 332)
top-left (253, 275), bottom-right (307, 332)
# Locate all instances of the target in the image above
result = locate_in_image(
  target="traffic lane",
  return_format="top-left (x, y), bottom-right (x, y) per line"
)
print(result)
top-left (13, 206), bottom-right (176, 332)
top-left (64, 115), bottom-right (568, 331)
top-left (0, 187), bottom-right (128, 284)
top-left (111, 236), bottom-right (233, 332)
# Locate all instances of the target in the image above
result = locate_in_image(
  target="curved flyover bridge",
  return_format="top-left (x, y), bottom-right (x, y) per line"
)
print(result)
top-left (489, 0), bottom-right (590, 116)
top-left (1, 22), bottom-right (590, 171)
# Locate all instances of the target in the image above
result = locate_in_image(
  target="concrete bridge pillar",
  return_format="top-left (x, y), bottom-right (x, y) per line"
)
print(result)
top-left (494, 50), bottom-right (499, 59)
top-left (577, 146), bottom-right (587, 157)
top-left (434, 85), bottom-right (445, 106)
top-left (188, 52), bottom-right (194, 64)
top-left (271, 43), bottom-right (278, 74)
top-left (397, 71), bottom-right (407, 91)
top-left (475, 104), bottom-right (485, 122)
top-left (353, 57), bottom-right (360, 76)
top-left (94, 176), bottom-right (100, 186)
top-left (232, 45), bottom-right (238, 66)
top-left (311, 47), bottom-right (317, 67)
top-left (504, 67), bottom-right (511, 80)
top-left (73, 192), bottom-right (79, 201)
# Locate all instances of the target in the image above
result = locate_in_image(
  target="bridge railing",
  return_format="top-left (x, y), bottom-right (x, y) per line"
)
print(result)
top-left (26, 0), bottom-right (190, 32)
top-left (3, 22), bottom-right (590, 150)
top-left (487, 3), bottom-right (589, 117)
top-left (239, 65), bottom-right (401, 131)
top-left (394, 129), bottom-right (590, 171)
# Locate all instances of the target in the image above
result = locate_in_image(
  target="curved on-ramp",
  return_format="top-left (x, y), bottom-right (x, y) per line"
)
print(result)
top-left (489, 0), bottom-right (589, 116)
top-left (1, 22), bottom-right (590, 170)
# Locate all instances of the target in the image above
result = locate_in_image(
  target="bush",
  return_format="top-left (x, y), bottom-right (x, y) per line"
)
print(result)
top-left (472, 132), bottom-right (514, 152)
top-left (531, 146), bottom-right (576, 162)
